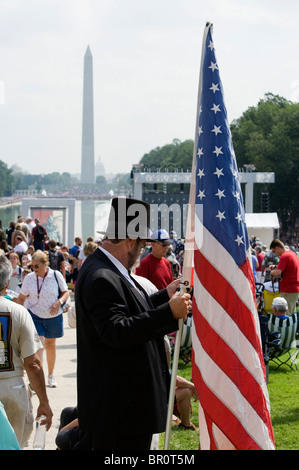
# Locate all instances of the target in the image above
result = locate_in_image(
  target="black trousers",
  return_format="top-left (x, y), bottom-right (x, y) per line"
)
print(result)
top-left (91, 432), bottom-right (152, 450)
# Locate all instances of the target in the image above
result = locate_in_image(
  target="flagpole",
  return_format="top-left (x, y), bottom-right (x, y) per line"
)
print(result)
top-left (163, 21), bottom-right (212, 450)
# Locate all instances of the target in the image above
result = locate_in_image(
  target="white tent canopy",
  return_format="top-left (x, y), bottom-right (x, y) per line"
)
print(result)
top-left (245, 213), bottom-right (280, 248)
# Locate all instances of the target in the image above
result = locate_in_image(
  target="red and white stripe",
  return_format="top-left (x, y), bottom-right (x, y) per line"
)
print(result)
top-left (192, 218), bottom-right (275, 450)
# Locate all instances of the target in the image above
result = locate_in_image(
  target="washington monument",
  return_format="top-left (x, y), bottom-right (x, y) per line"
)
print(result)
top-left (81, 45), bottom-right (95, 184)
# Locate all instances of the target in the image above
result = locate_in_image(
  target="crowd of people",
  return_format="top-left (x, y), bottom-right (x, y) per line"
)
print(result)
top-left (250, 235), bottom-right (299, 316)
top-left (0, 207), bottom-right (198, 450)
top-left (3, 206), bottom-right (298, 451)
top-left (0, 217), bottom-right (103, 289)
top-left (2, 207), bottom-right (299, 450)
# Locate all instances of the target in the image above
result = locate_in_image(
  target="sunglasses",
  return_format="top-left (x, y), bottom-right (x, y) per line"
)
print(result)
top-left (32, 264), bottom-right (41, 269)
top-left (158, 241), bottom-right (170, 247)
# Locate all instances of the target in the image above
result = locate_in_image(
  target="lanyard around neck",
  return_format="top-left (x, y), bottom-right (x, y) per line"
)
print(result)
top-left (36, 269), bottom-right (48, 298)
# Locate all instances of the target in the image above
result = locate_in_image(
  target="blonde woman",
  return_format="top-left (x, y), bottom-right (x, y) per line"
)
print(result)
top-left (83, 241), bottom-right (97, 259)
top-left (15, 250), bottom-right (69, 388)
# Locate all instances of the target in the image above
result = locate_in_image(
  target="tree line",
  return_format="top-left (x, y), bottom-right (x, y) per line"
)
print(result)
top-left (231, 92), bottom-right (299, 238)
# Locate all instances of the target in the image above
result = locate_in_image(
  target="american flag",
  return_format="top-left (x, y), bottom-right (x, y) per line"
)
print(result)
top-left (191, 23), bottom-right (275, 450)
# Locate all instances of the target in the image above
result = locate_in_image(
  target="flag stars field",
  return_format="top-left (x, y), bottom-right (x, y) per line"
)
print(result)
top-left (213, 168), bottom-right (224, 178)
top-left (235, 212), bottom-right (243, 223)
top-left (213, 146), bottom-right (223, 157)
top-left (211, 103), bottom-right (221, 114)
top-left (216, 210), bottom-right (226, 222)
top-left (209, 61), bottom-right (218, 71)
top-left (211, 125), bottom-right (222, 135)
top-left (215, 188), bottom-right (225, 200)
top-left (207, 40), bottom-right (214, 51)
top-left (197, 147), bottom-right (204, 157)
top-left (209, 83), bottom-right (219, 93)
top-left (235, 234), bottom-right (245, 246)
top-left (197, 189), bottom-right (206, 200)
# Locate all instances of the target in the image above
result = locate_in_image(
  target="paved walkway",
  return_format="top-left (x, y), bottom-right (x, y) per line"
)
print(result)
top-left (28, 305), bottom-right (78, 450)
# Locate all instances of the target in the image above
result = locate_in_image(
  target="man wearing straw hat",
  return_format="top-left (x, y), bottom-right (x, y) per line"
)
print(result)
top-left (75, 197), bottom-right (190, 450)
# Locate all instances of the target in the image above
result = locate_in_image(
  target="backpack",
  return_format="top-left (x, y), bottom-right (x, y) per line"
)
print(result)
top-left (34, 225), bottom-right (46, 241)
top-left (48, 250), bottom-right (61, 271)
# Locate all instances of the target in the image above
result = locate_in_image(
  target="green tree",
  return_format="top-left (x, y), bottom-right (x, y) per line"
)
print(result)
top-left (139, 139), bottom-right (193, 171)
top-left (40, 172), bottom-right (79, 187)
top-left (96, 175), bottom-right (107, 186)
top-left (11, 171), bottom-right (28, 191)
top-left (41, 172), bottom-right (61, 185)
top-left (231, 93), bottom-right (299, 235)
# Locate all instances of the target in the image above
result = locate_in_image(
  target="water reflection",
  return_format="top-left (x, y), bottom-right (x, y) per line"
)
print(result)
top-left (76, 199), bottom-right (111, 241)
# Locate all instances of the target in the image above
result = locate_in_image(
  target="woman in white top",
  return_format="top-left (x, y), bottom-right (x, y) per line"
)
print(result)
top-left (15, 250), bottom-right (69, 388)
top-left (8, 252), bottom-right (23, 293)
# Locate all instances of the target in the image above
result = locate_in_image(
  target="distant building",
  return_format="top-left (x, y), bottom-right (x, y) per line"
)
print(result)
top-left (10, 164), bottom-right (26, 174)
top-left (95, 155), bottom-right (106, 178)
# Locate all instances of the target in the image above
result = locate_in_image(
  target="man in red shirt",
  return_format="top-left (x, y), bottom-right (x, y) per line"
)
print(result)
top-left (270, 239), bottom-right (299, 315)
top-left (136, 229), bottom-right (173, 290)
top-left (255, 246), bottom-right (265, 284)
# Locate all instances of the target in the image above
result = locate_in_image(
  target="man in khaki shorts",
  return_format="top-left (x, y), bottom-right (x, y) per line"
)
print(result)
top-left (0, 254), bottom-right (52, 448)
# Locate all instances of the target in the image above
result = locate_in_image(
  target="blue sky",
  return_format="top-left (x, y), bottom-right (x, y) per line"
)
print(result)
top-left (0, 0), bottom-right (299, 176)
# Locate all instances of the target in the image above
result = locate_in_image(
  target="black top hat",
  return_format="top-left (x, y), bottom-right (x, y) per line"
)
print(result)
top-left (97, 197), bottom-right (152, 241)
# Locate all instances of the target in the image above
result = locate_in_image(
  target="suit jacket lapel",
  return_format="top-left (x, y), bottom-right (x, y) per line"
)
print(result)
top-left (94, 248), bottom-right (152, 310)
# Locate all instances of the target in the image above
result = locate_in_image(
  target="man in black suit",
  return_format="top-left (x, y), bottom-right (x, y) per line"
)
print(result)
top-left (75, 198), bottom-right (190, 450)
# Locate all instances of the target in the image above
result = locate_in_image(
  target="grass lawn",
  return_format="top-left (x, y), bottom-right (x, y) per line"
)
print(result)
top-left (160, 354), bottom-right (299, 450)
top-left (267, 361), bottom-right (299, 450)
